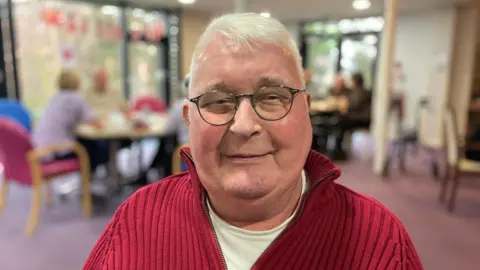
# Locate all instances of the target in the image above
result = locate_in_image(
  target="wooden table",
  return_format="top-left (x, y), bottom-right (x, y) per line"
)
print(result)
top-left (76, 113), bottom-right (169, 193)
top-left (76, 113), bottom-right (168, 139)
top-left (310, 97), bottom-right (349, 113)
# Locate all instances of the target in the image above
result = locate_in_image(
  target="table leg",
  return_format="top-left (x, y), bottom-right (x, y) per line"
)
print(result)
top-left (106, 140), bottom-right (123, 188)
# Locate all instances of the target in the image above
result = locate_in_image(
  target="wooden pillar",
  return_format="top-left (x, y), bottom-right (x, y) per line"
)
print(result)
top-left (373, 0), bottom-right (399, 174)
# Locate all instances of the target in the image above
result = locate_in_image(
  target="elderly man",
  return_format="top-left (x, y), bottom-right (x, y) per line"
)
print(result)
top-left (84, 13), bottom-right (422, 270)
top-left (84, 67), bottom-right (130, 118)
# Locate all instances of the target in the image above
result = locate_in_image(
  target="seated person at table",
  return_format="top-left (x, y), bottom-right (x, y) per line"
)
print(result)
top-left (326, 74), bottom-right (351, 114)
top-left (84, 67), bottom-right (132, 149)
top-left (84, 67), bottom-right (130, 118)
top-left (304, 68), bottom-right (322, 99)
top-left (329, 74), bottom-right (350, 97)
top-left (129, 76), bottom-right (192, 186)
top-left (332, 72), bottom-right (371, 160)
top-left (165, 74), bottom-right (190, 146)
top-left (33, 69), bottom-right (109, 173)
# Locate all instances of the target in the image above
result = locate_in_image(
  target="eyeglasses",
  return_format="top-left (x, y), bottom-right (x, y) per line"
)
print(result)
top-left (187, 85), bottom-right (304, 126)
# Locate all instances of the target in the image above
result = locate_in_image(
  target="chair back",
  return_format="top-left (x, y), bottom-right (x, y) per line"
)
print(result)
top-left (0, 99), bottom-right (32, 132)
top-left (443, 106), bottom-right (460, 166)
top-left (0, 117), bottom-right (33, 185)
top-left (131, 96), bottom-right (167, 113)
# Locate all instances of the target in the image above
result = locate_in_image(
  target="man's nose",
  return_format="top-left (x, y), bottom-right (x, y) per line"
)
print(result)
top-left (229, 99), bottom-right (261, 136)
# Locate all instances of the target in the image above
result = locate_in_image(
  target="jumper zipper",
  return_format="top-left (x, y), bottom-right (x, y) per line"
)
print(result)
top-left (182, 150), bottom-right (228, 270)
top-left (250, 170), bottom-right (337, 269)
top-left (182, 150), bottom-right (336, 270)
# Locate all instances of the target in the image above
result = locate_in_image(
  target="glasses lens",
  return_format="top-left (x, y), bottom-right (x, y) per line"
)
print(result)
top-left (253, 87), bottom-right (293, 120)
top-left (197, 91), bottom-right (236, 125)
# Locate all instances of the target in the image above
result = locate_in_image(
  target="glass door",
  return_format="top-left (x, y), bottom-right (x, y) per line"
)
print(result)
top-left (126, 8), bottom-right (167, 101)
top-left (305, 35), bottom-right (340, 97)
top-left (339, 34), bottom-right (379, 90)
top-left (128, 43), bottom-right (165, 100)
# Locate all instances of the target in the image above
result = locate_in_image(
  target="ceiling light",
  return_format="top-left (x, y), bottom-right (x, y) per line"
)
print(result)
top-left (178, 0), bottom-right (196, 4)
top-left (363, 35), bottom-right (378, 45)
top-left (352, 0), bottom-right (371, 10)
top-left (260, 12), bottom-right (271, 18)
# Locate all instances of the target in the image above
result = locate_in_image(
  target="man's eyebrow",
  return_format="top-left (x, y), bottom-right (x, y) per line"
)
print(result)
top-left (256, 76), bottom-right (286, 87)
top-left (201, 81), bottom-right (229, 93)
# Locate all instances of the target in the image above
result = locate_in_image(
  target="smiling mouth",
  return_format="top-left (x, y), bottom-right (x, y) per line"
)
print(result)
top-left (226, 153), bottom-right (270, 159)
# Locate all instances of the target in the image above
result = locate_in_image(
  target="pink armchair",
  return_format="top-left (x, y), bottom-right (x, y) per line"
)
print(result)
top-left (0, 118), bottom-right (92, 236)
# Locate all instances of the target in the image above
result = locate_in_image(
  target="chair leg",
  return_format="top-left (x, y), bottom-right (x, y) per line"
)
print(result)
top-left (45, 183), bottom-right (53, 208)
top-left (439, 165), bottom-right (451, 203)
top-left (398, 143), bottom-right (407, 173)
top-left (0, 180), bottom-right (8, 214)
top-left (447, 168), bottom-right (460, 212)
top-left (382, 158), bottom-right (391, 178)
top-left (25, 181), bottom-right (42, 236)
top-left (81, 165), bottom-right (92, 218)
top-left (431, 161), bottom-right (439, 180)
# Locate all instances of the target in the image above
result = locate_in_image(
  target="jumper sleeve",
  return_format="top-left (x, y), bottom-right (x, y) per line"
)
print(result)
top-left (83, 202), bottom-right (127, 270)
top-left (400, 230), bottom-right (424, 270)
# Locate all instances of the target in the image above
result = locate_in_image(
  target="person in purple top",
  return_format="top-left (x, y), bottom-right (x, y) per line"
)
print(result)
top-left (33, 69), bottom-right (109, 173)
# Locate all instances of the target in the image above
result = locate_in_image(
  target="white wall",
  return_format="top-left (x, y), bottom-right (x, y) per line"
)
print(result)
top-left (284, 22), bottom-right (301, 46)
top-left (392, 8), bottom-right (457, 148)
top-left (180, 10), bottom-right (212, 79)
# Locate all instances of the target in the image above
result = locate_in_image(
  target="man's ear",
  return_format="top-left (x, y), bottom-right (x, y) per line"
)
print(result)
top-left (304, 91), bottom-right (311, 111)
top-left (182, 103), bottom-right (190, 126)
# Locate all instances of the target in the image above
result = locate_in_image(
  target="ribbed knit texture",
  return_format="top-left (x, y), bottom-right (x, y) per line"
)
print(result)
top-left (84, 149), bottom-right (423, 270)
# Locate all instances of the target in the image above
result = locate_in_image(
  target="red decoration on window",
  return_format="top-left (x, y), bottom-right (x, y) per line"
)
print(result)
top-left (41, 8), bottom-right (58, 25)
top-left (63, 49), bottom-right (73, 61)
top-left (67, 13), bottom-right (76, 34)
top-left (52, 10), bottom-right (64, 27)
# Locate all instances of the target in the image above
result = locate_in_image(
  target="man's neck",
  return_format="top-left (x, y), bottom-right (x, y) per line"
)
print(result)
top-left (207, 175), bottom-right (304, 231)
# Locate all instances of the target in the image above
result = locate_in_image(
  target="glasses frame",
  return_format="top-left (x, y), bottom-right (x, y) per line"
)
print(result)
top-left (187, 85), bottom-right (305, 126)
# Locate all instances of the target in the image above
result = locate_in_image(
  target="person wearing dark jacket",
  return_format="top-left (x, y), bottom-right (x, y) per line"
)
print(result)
top-left (331, 72), bottom-right (372, 160)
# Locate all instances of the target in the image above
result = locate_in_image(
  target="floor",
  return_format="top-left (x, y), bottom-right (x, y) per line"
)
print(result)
top-left (0, 134), bottom-right (479, 270)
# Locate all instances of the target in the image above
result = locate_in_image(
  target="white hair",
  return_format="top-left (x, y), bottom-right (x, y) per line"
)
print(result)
top-left (189, 13), bottom-right (304, 89)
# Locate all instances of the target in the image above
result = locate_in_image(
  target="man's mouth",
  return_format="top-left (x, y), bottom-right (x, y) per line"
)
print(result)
top-left (227, 153), bottom-right (269, 159)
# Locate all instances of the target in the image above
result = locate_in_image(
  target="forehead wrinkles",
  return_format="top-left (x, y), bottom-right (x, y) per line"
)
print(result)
top-left (190, 38), bottom-right (298, 95)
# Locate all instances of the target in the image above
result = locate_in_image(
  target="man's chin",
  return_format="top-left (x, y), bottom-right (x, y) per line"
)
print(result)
top-left (223, 180), bottom-right (271, 200)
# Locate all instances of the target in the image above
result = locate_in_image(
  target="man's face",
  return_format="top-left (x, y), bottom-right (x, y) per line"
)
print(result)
top-left (94, 70), bottom-right (107, 93)
top-left (184, 37), bottom-right (312, 200)
top-left (332, 76), bottom-right (345, 93)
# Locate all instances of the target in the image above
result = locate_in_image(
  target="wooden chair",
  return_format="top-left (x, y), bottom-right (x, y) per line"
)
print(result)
top-left (0, 118), bottom-right (92, 236)
top-left (439, 106), bottom-right (480, 212)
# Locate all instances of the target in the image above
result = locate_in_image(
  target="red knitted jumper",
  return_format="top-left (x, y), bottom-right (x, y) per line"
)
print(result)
top-left (84, 149), bottom-right (423, 270)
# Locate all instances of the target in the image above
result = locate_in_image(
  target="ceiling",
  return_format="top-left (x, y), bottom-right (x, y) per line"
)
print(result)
top-left (10, 0), bottom-right (472, 21)
top-left (95, 0), bottom-right (471, 21)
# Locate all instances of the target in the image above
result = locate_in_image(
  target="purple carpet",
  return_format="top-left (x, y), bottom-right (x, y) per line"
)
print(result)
top-left (0, 133), bottom-right (479, 269)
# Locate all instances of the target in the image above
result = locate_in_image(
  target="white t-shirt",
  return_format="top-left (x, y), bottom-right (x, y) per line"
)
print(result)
top-left (208, 170), bottom-right (307, 270)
